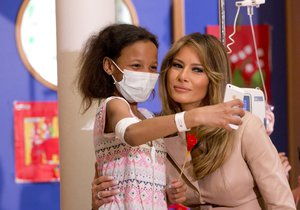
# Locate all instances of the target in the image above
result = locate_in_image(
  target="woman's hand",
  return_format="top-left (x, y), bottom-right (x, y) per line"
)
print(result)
top-left (91, 175), bottom-right (119, 210)
top-left (166, 179), bottom-right (187, 204)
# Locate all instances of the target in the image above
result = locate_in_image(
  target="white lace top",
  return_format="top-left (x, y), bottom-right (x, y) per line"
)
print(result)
top-left (94, 96), bottom-right (167, 210)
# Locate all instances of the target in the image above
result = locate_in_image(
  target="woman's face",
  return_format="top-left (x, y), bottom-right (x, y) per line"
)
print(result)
top-left (112, 40), bottom-right (158, 82)
top-left (167, 45), bottom-right (209, 111)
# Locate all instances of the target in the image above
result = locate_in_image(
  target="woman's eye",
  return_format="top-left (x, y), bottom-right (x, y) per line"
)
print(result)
top-left (172, 62), bottom-right (183, 69)
top-left (193, 67), bottom-right (204, 73)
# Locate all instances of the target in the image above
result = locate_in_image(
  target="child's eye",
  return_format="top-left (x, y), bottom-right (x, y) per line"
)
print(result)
top-left (150, 65), bottom-right (158, 72)
top-left (131, 64), bottom-right (141, 69)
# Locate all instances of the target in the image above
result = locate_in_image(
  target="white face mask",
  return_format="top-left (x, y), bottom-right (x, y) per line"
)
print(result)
top-left (110, 59), bottom-right (159, 103)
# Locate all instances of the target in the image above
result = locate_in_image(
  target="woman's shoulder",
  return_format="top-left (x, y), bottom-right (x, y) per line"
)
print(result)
top-left (240, 111), bottom-right (263, 128)
top-left (236, 111), bottom-right (273, 157)
top-left (236, 111), bottom-right (266, 138)
top-left (232, 111), bottom-right (266, 145)
top-left (241, 110), bottom-right (257, 120)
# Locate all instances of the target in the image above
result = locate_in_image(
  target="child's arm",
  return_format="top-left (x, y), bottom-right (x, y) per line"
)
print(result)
top-left (106, 98), bottom-right (245, 146)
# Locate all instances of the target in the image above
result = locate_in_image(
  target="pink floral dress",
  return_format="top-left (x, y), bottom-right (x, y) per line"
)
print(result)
top-left (94, 96), bottom-right (167, 210)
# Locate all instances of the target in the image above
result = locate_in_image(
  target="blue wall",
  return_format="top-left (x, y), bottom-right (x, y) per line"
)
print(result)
top-left (133, 0), bottom-right (172, 113)
top-left (0, 0), bottom-right (287, 209)
top-left (0, 0), bottom-right (59, 210)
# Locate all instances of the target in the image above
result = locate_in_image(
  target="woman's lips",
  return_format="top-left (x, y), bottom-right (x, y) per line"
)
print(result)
top-left (173, 85), bottom-right (191, 92)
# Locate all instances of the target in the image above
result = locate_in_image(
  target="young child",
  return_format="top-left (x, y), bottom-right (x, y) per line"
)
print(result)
top-left (78, 24), bottom-right (245, 210)
top-left (78, 23), bottom-right (167, 210)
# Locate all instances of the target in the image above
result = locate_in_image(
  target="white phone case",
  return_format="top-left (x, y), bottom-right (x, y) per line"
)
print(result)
top-left (223, 84), bottom-right (244, 129)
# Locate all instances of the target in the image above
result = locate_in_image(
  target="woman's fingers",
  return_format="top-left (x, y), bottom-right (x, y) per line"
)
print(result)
top-left (226, 98), bottom-right (244, 109)
top-left (97, 188), bottom-right (120, 199)
top-left (99, 180), bottom-right (119, 191)
top-left (92, 194), bottom-right (114, 210)
top-left (91, 176), bottom-right (119, 209)
top-left (167, 180), bottom-right (187, 204)
top-left (226, 99), bottom-right (244, 109)
top-left (93, 176), bottom-right (118, 192)
top-left (222, 113), bottom-right (243, 132)
top-left (223, 99), bottom-right (245, 130)
top-left (226, 99), bottom-right (245, 119)
top-left (217, 99), bottom-right (245, 127)
top-left (93, 175), bottom-right (114, 185)
top-left (228, 114), bottom-right (243, 125)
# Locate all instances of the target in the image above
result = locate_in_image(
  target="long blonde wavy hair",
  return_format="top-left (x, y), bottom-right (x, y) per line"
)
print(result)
top-left (159, 33), bottom-right (234, 179)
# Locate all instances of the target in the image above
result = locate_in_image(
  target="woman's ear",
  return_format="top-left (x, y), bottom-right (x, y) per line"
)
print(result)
top-left (103, 57), bottom-right (114, 75)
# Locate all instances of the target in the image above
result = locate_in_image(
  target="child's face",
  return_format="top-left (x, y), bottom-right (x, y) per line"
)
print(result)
top-left (167, 45), bottom-right (209, 111)
top-left (112, 40), bottom-right (158, 82)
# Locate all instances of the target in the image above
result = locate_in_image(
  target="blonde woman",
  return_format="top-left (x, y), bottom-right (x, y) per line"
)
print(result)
top-left (161, 33), bottom-right (295, 209)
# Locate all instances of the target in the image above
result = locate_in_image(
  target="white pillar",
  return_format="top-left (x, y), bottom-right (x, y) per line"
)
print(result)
top-left (56, 1), bottom-right (115, 209)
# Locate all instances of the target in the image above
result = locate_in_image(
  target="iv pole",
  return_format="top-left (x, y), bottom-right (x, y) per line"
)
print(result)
top-left (219, 0), bottom-right (231, 80)
top-left (219, 0), bottom-right (226, 46)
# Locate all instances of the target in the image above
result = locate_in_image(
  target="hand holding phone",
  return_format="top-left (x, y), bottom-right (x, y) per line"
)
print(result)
top-left (223, 84), bottom-right (244, 129)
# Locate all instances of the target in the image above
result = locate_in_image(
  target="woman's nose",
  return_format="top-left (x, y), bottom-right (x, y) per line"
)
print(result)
top-left (177, 68), bottom-right (189, 82)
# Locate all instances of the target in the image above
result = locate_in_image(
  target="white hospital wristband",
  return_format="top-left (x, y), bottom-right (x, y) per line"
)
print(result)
top-left (174, 111), bottom-right (191, 132)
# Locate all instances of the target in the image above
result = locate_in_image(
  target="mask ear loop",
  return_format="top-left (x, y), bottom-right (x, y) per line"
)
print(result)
top-left (103, 57), bottom-right (124, 84)
top-left (108, 58), bottom-right (124, 84)
top-left (110, 59), bottom-right (124, 74)
top-left (111, 75), bottom-right (118, 84)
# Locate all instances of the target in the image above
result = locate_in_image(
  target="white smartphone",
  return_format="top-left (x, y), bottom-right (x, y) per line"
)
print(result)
top-left (242, 88), bottom-right (266, 125)
top-left (223, 84), bottom-right (245, 129)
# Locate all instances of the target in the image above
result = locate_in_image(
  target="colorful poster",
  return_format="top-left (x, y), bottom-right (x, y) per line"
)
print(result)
top-left (14, 101), bottom-right (60, 183)
top-left (206, 25), bottom-right (272, 101)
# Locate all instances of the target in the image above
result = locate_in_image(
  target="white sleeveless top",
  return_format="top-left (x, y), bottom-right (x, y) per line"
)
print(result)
top-left (94, 96), bottom-right (167, 210)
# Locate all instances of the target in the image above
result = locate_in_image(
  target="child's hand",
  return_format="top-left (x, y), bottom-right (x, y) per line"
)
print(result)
top-left (278, 152), bottom-right (291, 178)
top-left (167, 179), bottom-right (187, 204)
top-left (292, 176), bottom-right (300, 206)
top-left (265, 104), bottom-right (275, 136)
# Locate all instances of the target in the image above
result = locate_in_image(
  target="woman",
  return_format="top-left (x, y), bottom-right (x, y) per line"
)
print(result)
top-left (160, 33), bottom-right (295, 209)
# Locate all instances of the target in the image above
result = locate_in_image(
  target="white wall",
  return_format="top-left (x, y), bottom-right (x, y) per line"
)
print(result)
top-left (56, 1), bottom-right (115, 209)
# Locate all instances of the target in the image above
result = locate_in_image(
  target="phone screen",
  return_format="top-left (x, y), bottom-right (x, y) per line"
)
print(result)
top-left (243, 95), bottom-right (251, 112)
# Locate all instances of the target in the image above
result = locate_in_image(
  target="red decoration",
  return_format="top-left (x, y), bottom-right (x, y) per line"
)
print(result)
top-left (168, 203), bottom-right (189, 210)
top-left (14, 101), bottom-right (60, 183)
top-left (179, 134), bottom-right (198, 179)
top-left (186, 133), bottom-right (198, 151)
top-left (206, 24), bottom-right (272, 102)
